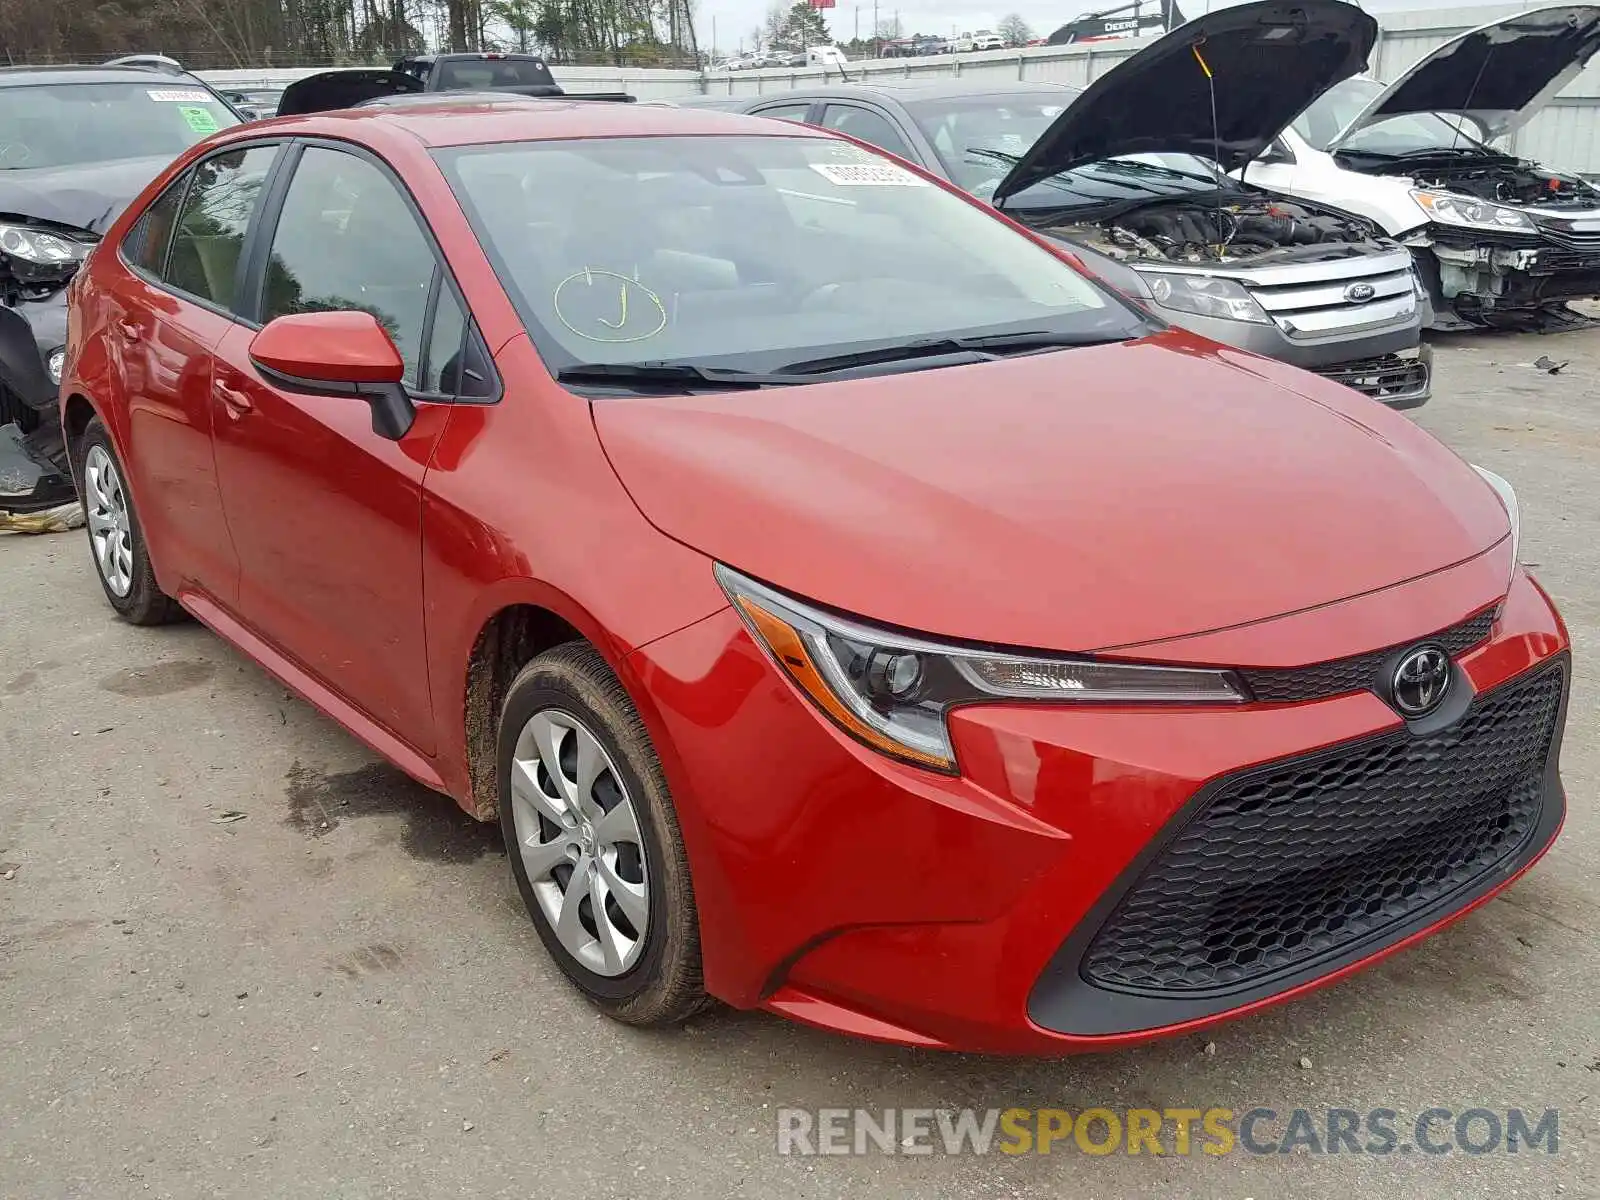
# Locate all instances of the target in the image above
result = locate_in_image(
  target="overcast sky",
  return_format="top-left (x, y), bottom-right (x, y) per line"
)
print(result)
top-left (699, 0), bottom-right (1514, 51)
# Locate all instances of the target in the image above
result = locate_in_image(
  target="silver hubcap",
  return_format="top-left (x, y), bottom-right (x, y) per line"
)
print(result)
top-left (84, 445), bottom-right (133, 597)
top-left (509, 711), bottom-right (649, 976)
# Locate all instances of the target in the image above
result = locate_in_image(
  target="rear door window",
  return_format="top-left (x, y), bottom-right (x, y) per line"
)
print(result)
top-left (749, 102), bottom-right (814, 124)
top-left (819, 105), bottom-right (915, 160)
top-left (122, 176), bottom-right (188, 277)
top-left (163, 145), bottom-right (279, 310)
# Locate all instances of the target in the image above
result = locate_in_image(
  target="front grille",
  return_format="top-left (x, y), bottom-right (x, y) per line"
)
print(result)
top-left (1081, 661), bottom-right (1564, 995)
top-left (1239, 607), bottom-right (1496, 704)
top-left (1312, 352), bottom-right (1430, 401)
top-left (1250, 265), bottom-right (1418, 338)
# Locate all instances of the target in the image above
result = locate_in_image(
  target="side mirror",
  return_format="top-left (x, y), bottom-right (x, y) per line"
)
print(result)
top-left (248, 310), bottom-right (416, 440)
top-left (1257, 137), bottom-right (1295, 166)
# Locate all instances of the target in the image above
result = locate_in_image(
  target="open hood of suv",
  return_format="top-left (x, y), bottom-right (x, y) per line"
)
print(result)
top-left (276, 69), bottom-right (422, 116)
top-left (993, 0), bottom-right (1377, 203)
top-left (1329, 5), bottom-right (1600, 146)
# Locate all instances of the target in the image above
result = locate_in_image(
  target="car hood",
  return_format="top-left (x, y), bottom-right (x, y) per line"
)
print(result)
top-left (1329, 5), bottom-right (1600, 145)
top-left (993, 0), bottom-right (1377, 203)
top-left (594, 333), bottom-right (1509, 653)
top-left (277, 69), bottom-right (423, 116)
top-left (0, 154), bottom-right (174, 235)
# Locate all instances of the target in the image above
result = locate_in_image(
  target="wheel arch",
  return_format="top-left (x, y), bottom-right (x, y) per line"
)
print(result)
top-left (461, 601), bottom-right (587, 821)
top-left (453, 585), bottom-right (705, 827)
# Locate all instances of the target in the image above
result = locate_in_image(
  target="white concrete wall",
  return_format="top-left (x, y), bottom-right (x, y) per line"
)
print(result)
top-left (198, 6), bottom-right (1600, 173)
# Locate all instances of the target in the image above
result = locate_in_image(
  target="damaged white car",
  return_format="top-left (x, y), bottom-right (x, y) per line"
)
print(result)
top-left (1247, 4), bottom-right (1600, 328)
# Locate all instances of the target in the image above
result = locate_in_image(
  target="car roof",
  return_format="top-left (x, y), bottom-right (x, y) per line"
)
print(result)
top-left (0, 65), bottom-right (211, 88)
top-left (256, 96), bottom-right (827, 148)
top-left (718, 79), bottom-right (1079, 105)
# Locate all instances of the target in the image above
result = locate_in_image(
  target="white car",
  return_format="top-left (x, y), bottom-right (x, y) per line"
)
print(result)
top-left (955, 31), bottom-right (1006, 52)
top-left (1244, 4), bottom-right (1600, 329)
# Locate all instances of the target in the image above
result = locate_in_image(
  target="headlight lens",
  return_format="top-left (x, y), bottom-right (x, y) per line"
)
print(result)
top-left (1471, 465), bottom-right (1521, 572)
top-left (1139, 271), bottom-right (1270, 324)
top-left (46, 347), bottom-right (65, 385)
top-left (1411, 190), bottom-right (1535, 233)
top-left (718, 566), bottom-right (1245, 772)
top-left (0, 223), bottom-right (87, 266)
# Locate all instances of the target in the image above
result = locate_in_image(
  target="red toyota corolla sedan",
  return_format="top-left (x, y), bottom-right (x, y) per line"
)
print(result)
top-left (60, 96), bottom-right (1570, 1054)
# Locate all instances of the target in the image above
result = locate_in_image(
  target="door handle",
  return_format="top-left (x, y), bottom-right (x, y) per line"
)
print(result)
top-left (115, 319), bottom-right (142, 342)
top-left (214, 382), bottom-right (254, 417)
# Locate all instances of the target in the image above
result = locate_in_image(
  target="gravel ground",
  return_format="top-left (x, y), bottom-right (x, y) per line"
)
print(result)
top-left (1, 328), bottom-right (1596, 1199)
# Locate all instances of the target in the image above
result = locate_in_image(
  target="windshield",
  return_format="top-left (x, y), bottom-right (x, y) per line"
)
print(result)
top-left (1291, 78), bottom-right (1490, 156)
top-left (436, 57), bottom-right (555, 90)
top-left (437, 134), bottom-right (1142, 376)
top-left (0, 82), bottom-right (239, 170)
top-left (907, 94), bottom-right (1225, 207)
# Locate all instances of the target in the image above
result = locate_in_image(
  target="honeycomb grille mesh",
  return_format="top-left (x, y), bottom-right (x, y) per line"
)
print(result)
top-left (1081, 662), bottom-right (1564, 996)
top-left (1239, 608), bottom-right (1498, 704)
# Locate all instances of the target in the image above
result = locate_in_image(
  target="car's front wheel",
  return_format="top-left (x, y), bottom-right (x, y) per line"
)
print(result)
top-left (77, 418), bottom-right (181, 625)
top-left (498, 642), bottom-right (708, 1025)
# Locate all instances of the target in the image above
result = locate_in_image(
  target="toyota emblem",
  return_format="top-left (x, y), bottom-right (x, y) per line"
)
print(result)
top-left (1344, 282), bottom-right (1377, 303)
top-left (1391, 645), bottom-right (1451, 717)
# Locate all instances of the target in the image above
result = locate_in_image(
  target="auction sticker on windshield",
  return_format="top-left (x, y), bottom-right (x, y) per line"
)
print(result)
top-left (809, 162), bottom-right (929, 186)
top-left (179, 106), bottom-right (220, 134)
top-left (146, 89), bottom-right (213, 103)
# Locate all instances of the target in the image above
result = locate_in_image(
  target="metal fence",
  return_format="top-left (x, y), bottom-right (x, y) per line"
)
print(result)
top-left (197, 4), bottom-right (1600, 173)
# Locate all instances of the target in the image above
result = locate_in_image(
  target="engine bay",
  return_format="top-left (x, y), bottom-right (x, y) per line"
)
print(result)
top-left (1342, 151), bottom-right (1600, 211)
top-left (1037, 196), bottom-right (1388, 265)
top-left (1412, 160), bottom-right (1600, 209)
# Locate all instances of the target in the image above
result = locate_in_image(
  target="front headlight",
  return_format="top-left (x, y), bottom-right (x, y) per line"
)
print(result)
top-left (718, 566), bottom-right (1245, 772)
top-left (1138, 271), bottom-right (1270, 324)
top-left (1411, 190), bottom-right (1535, 233)
top-left (46, 347), bottom-right (65, 386)
top-left (0, 223), bottom-right (87, 266)
top-left (1471, 465), bottom-right (1521, 572)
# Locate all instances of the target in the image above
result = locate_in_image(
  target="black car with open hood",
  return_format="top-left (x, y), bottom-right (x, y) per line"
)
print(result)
top-left (992, 0), bottom-right (1378, 203)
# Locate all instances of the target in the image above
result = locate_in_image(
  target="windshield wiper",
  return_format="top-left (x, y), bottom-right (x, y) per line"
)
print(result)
top-left (556, 362), bottom-right (804, 391)
top-left (772, 330), bottom-right (1128, 377)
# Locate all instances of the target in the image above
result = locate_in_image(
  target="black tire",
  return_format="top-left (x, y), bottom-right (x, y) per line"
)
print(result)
top-left (498, 641), bottom-right (709, 1025)
top-left (76, 418), bottom-right (182, 626)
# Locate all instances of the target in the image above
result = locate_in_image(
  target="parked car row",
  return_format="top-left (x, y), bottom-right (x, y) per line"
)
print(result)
top-left (714, 45), bottom-right (851, 71)
top-left (677, 2), bottom-right (1600, 388)
top-left (42, 8), bottom-right (1571, 1056)
top-left (676, 3), bottom-right (1435, 407)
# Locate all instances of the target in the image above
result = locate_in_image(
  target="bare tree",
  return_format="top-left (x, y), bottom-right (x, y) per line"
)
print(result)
top-left (998, 12), bottom-right (1032, 45)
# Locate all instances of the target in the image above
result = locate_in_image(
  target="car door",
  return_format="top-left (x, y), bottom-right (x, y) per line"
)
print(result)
top-left (208, 142), bottom-right (468, 755)
top-left (113, 143), bottom-right (283, 604)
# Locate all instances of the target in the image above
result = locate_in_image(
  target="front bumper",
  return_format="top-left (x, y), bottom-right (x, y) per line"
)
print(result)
top-left (0, 421), bottom-right (76, 515)
top-left (0, 291), bottom-right (68, 416)
top-left (1421, 224), bottom-right (1600, 323)
top-left (629, 564), bottom-right (1568, 1054)
top-left (1166, 310), bottom-right (1430, 408)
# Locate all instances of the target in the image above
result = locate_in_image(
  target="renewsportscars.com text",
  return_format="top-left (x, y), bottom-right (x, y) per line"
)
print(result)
top-left (776, 1107), bottom-right (1560, 1157)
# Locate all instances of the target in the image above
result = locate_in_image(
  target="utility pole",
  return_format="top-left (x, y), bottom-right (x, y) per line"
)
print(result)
top-left (873, 0), bottom-right (879, 56)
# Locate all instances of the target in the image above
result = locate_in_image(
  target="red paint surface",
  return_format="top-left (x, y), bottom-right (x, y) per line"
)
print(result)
top-left (248, 310), bottom-right (406, 384)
